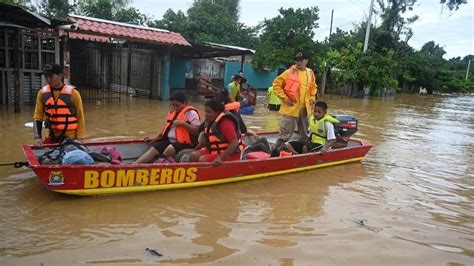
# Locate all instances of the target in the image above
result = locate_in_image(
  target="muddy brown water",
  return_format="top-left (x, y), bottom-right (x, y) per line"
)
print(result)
top-left (0, 94), bottom-right (472, 265)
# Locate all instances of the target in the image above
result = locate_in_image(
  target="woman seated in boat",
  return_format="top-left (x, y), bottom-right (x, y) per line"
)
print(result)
top-left (134, 92), bottom-right (201, 164)
top-left (287, 101), bottom-right (339, 154)
top-left (189, 99), bottom-right (243, 166)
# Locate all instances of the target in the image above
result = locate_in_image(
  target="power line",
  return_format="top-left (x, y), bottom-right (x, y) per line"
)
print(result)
top-left (349, 0), bottom-right (366, 9)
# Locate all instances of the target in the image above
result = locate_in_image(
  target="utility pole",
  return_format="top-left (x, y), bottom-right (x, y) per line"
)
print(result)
top-left (363, 0), bottom-right (375, 53)
top-left (466, 59), bottom-right (471, 80)
top-left (362, 0), bottom-right (375, 97)
top-left (319, 9), bottom-right (334, 100)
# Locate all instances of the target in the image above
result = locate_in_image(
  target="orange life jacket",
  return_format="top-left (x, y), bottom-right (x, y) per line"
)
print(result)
top-left (225, 101), bottom-right (240, 112)
top-left (41, 84), bottom-right (77, 131)
top-left (283, 66), bottom-right (313, 102)
top-left (283, 66), bottom-right (300, 102)
top-left (204, 111), bottom-right (243, 155)
top-left (160, 105), bottom-right (200, 144)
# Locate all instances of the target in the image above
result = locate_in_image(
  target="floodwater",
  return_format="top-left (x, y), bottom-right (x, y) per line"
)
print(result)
top-left (0, 93), bottom-right (472, 265)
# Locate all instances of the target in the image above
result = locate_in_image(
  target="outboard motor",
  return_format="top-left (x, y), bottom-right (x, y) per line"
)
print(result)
top-left (331, 114), bottom-right (358, 148)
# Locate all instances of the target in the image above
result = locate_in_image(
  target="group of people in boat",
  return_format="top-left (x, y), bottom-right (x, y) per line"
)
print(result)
top-left (133, 90), bottom-right (249, 166)
top-left (33, 51), bottom-right (339, 165)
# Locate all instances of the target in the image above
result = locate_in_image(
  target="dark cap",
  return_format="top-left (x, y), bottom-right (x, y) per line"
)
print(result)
top-left (294, 51), bottom-right (308, 60)
top-left (43, 63), bottom-right (63, 75)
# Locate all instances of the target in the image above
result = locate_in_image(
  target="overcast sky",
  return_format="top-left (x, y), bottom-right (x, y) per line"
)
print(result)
top-left (132, 0), bottom-right (473, 59)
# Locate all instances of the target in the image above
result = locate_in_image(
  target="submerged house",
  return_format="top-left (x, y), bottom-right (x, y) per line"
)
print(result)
top-left (64, 14), bottom-right (191, 101)
top-left (1, 2), bottom-right (279, 113)
top-left (0, 2), bottom-right (68, 112)
top-left (170, 42), bottom-right (279, 92)
top-left (0, 3), bottom-right (191, 112)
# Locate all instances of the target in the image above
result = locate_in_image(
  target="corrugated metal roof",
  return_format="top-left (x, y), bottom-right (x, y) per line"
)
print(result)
top-left (203, 42), bottom-right (255, 54)
top-left (68, 15), bottom-right (191, 46)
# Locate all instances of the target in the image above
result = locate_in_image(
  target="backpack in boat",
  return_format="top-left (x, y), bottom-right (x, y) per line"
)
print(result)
top-left (38, 138), bottom-right (88, 165)
top-left (38, 138), bottom-right (112, 164)
top-left (60, 139), bottom-right (113, 163)
top-left (62, 149), bottom-right (95, 165)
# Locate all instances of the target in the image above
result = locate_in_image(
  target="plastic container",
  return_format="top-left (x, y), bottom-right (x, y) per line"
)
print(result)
top-left (238, 105), bottom-right (254, 115)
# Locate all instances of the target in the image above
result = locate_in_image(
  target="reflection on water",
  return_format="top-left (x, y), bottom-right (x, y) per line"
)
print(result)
top-left (0, 94), bottom-right (472, 264)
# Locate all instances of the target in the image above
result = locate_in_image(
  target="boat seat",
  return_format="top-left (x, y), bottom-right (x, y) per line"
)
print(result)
top-left (245, 151), bottom-right (271, 160)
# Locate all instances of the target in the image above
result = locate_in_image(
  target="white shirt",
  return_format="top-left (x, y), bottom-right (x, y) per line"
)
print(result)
top-left (325, 121), bottom-right (336, 140)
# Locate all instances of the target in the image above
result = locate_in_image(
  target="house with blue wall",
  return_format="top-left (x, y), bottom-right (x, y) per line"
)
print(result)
top-left (224, 62), bottom-right (278, 89)
top-left (169, 58), bottom-right (279, 91)
top-left (169, 42), bottom-right (280, 93)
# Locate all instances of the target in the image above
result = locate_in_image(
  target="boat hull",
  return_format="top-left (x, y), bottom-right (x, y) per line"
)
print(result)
top-left (23, 137), bottom-right (372, 196)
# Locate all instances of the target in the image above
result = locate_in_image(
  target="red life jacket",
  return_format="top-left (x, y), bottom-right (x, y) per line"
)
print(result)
top-left (160, 105), bottom-right (200, 144)
top-left (41, 84), bottom-right (78, 131)
top-left (204, 111), bottom-right (243, 155)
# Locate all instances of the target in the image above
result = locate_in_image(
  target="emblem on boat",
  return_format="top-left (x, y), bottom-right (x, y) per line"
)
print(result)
top-left (48, 171), bottom-right (65, 186)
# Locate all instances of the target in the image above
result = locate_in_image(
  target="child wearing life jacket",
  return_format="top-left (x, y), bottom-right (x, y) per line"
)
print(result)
top-left (287, 101), bottom-right (339, 154)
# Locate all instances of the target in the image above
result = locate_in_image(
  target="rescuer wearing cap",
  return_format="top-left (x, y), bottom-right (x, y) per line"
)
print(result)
top-left (271, 51), bottom-right (318, 152)
top-left (33, 64), bottom-right (85, 147)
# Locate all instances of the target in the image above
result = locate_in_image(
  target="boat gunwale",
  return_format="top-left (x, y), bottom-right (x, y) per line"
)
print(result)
top-left (23, 136), bottom-right (372, 170)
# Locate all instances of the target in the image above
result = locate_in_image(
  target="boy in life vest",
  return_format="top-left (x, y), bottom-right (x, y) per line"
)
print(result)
top-left (227, 75), bottom-right (242, 102)
top-left (287, 101), bottom-right (338, 154)
top-left (271, 51), bottom-right (317, 151)
top-left (33, 64), bottom-right (85, 147)
top-left (189, 99), bottom-right (242, 166)
top-left (134, 92), bottom-right (201, 164)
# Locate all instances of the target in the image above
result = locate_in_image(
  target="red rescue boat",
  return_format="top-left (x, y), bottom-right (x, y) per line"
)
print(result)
top-left (22, 114), bottom-right (372, 196)
top-left (22, 132), bottom-right (372, 196)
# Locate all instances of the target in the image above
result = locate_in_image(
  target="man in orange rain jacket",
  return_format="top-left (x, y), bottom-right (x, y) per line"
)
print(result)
top-left (271, 51), bottom-right (317, 151)
top-left (33, 64), bottom-right (85, 147)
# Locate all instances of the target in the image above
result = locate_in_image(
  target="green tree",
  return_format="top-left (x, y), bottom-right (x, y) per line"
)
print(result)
top-left (115, 7), bottom-right (148, 25)
top-left (148, 9), bottom-right (188, 33)
top-left (185, 1), bottom-right (239, 44)
top-left (420, 41), bottom-right (447, 58)
top-left (235, 23), bottom-right (260, 49)
top-left (76, 0), bottom-right (150, 25)
top-left (1, 0), bottom-right (36, 11)
top-left (440, 0), bottom-right (468, 10)
top-left (326, 41), bottom-right (362, 94)
top-left (149, 0), bottom-right (257, 48)
top-left (253, 7), bottom-right (320, 69)
top-left (377, 0), bottom-right (418, 35)
top-left (76, 0), bottom-right (138, 21)
top-left (40, 0), bottom-right (74, 19)
top-left (194, 0), bottom-right (240, 19)
top-left (78, 0), bottom-right (114, 20)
